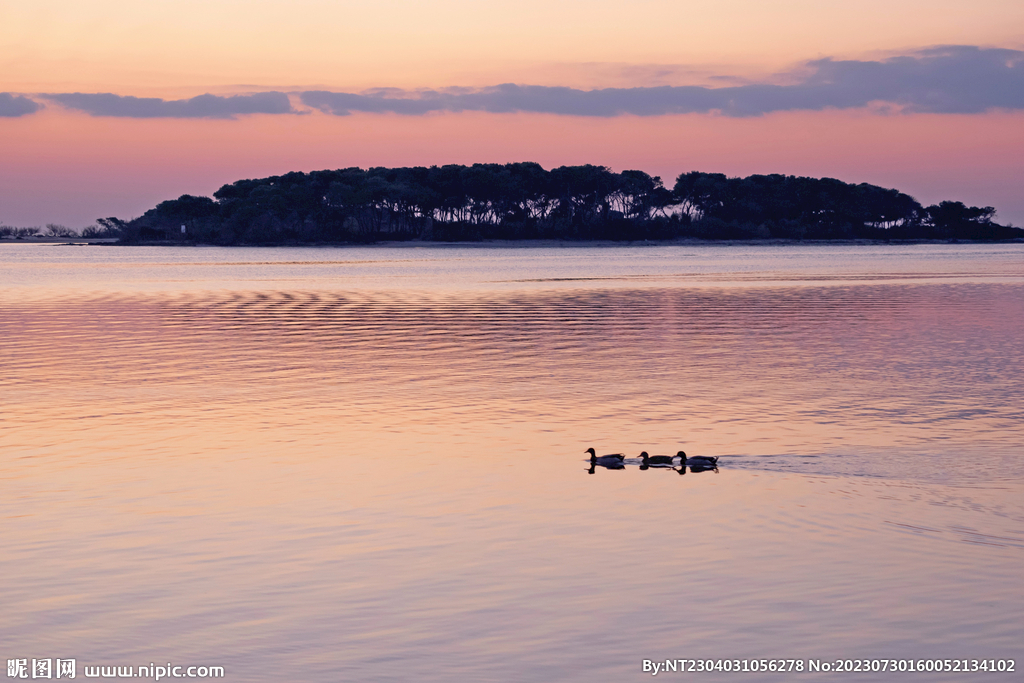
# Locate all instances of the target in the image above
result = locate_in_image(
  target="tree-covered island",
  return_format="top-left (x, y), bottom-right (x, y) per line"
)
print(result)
top-left (111, 164), bottom-right (1022, 244)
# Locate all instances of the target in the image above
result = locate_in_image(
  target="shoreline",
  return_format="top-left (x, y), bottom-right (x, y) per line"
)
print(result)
top-left (0, 237), bottom-right (119, 245)
top-left (5, 236), bottom-right (1023, 248)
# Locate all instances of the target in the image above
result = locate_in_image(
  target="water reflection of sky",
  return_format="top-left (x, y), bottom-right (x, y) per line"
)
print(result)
top-left (2, 243), bottom-right (1023, 295)
top-left (2, 244), bottom-right (1022, 681)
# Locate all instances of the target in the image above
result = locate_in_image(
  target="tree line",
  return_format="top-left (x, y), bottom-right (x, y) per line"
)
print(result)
top-left (112, 164), bottom-right (1021, 243)
top-left (0, 223), bottom-right (122, 239)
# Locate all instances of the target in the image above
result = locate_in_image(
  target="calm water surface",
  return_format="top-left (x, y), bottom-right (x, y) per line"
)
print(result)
top-left (2, 243), bottom-right (1022, 681)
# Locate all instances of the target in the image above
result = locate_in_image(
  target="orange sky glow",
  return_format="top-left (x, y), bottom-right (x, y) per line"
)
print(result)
top-left (1, 0), bottom-right (1022, 226)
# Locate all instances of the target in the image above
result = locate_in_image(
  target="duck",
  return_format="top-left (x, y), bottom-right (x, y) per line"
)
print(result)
top-left (677, 451), bottom-right (718, 466)
top-left (640, 451), bottom-right (676, 466)
top-left (585, 447), bottom-right (626, 467)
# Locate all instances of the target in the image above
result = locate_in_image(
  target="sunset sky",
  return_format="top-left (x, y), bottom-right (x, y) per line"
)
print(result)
top-left (2, 0), bottom-right (1022, 227)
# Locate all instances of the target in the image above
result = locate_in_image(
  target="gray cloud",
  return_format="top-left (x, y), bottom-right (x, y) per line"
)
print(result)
top-left (302, 85), bottom-right (720, 116)
top-left (795, 45), bottom-right (1024, 115)
top-left (302, 46), bottom-right (1024, 117)
top-left (6, 46), bottom-right (1022, 120)
top-left (42, 91), bottom-right (295, 118)
top-left (0, 92), bottom-right (42, 117)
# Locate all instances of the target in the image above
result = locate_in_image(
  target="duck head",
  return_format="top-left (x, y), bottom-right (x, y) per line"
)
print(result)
top-left (585, 447), bottom-right (596, 459)
top-left (676, 450), bottom-right (687, 459)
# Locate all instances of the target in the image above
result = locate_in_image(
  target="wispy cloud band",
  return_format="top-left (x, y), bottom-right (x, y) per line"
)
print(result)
top-left (301, 46), bottom-right (1024, 117)
top-left (0, 92), bottom-right (42, 117)
top-left (42, 91), bottom-right (294, 118)
top-left (3, 46), bottom-right (1021, 120)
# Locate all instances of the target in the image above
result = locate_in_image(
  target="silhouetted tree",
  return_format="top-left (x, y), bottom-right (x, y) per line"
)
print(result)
top-left (117, 164), bottom-right (1022, 244)
top-left (45, 223), bottom-right (78, 237)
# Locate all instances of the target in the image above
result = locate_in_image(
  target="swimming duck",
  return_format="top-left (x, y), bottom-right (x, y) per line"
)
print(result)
top-left (585, 447), bottom-right (626, 466)
top-left (677, 451), bottom-right (718, 466)
top-left (640, 451), bottom-right (676, 466)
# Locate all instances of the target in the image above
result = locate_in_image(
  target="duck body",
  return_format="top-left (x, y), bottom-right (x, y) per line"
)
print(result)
top-left (585, 447), bottom-right (625, 466)
top-left (640, 451), bottom-right (676, 466)
top-left (677, 451), bottom-right (718, 466)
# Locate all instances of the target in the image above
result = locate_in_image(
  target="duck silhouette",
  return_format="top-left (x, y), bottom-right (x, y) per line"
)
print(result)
top-left (677, 451), bottom-right (718, 467)
top-left (585, 447), bottom-right (626, 467)
top-left (640, 451), bottom-right (676, 466)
